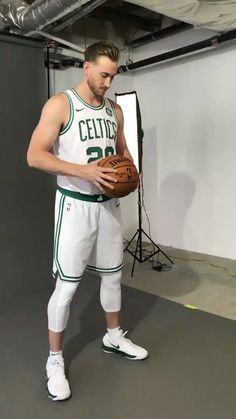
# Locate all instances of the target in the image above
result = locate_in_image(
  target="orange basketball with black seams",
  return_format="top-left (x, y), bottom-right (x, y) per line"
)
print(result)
top-left (98, 154), bottom-right (139, 198)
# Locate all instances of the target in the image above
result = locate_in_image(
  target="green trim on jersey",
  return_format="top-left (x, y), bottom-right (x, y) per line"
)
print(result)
top-left (54, 193), bottom-right (82, 281)
top-left (71, 88), bottom-right (105, 110)
top-left (86, 262), bottom-right (123, 273)
top-left (60, 92), bottom-right (74, 135)
top-left (58, 186), bottom-right (111, 202)
top-left (108, 98), bottom-right (118, 124)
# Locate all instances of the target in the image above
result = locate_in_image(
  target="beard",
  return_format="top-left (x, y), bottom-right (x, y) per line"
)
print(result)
top-left (87, 77), bottom-right (106, 98)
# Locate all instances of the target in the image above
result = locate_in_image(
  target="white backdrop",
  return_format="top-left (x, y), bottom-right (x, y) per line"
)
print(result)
top-left (131, 30), bottom-right (236, 259)
top-left (51, 30), bottom-right (236, 258)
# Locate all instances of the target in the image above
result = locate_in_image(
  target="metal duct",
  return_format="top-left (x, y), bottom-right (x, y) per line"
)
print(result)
top-left (0, 0), bottom-right (104, 32)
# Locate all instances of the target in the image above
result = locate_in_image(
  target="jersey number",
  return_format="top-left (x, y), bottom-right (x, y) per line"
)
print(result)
top-left (87, 146), bottom-right (114, 163)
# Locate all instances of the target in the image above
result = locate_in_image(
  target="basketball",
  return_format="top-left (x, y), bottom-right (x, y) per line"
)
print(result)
top-left (98, 154), bottom-right (139, 198)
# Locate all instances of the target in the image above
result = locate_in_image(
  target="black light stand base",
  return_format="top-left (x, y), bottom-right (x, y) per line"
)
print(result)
top-left (124, 227), bottom-right (174, 277)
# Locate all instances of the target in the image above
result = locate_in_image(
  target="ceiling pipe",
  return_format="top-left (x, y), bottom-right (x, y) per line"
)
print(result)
top-left (0, 0), bottom-right (106, 33)
top-left (46, 58), bottom-right (83, 70)
top-left (46, 28), bottom-right (236, 70)
top-left (49, 0), bottom-right (107, 34)
top-left (119, 29), bottom-right (236, 72)
top-left (126, 22), bottom-right (191, 49)
top-left (34, 30), bottom-right (85, 56)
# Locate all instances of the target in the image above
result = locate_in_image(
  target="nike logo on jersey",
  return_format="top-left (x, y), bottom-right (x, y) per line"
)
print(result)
top-left (76, 108), bottom-right (85, 112)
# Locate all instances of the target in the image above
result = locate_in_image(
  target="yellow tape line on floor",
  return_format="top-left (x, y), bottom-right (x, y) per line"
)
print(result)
top-left (184, 304), bottom-right (198, 310)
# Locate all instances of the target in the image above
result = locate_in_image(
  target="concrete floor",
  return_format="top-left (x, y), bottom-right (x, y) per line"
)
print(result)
top-left (2, 245), bottom-right (236, 418)
top-left (122, 245), bottom-right (236, 321)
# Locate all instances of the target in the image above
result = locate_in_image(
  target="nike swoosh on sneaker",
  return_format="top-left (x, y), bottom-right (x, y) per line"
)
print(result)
top-left (76, 108), bottom-right (85, 112)
top-left (108, 340), bottom-right (120, 349)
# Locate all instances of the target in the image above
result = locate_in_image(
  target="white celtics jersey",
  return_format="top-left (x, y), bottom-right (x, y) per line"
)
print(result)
top-left (54, 88), bottom-right (118, 194)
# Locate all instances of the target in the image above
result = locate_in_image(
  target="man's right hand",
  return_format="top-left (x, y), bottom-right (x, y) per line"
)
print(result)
top-left (78, 160), bottom-right (118, 193)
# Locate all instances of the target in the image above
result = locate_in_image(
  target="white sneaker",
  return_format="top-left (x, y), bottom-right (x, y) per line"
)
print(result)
top-left (46, 355), bottom-right (71, 401)
top-left (102, 330), bottom-right (148, 360)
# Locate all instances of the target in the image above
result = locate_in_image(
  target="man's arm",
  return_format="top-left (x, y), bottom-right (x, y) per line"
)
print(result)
top-left (27, 94), bottom-right (117, 192)
top-left (114, 103), bottom-right (133, 161)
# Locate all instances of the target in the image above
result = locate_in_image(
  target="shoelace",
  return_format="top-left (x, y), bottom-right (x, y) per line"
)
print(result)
top-left (49, 359), bottom-right (65, 378)
top-left (120, 331), bottom-right (136, 348)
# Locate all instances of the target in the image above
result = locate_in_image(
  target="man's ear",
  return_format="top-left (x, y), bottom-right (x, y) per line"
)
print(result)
top-left (83, 61), bottom-right (91, 76)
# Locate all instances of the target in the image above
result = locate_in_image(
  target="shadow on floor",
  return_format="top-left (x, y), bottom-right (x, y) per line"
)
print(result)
top-left (63, 273), bottom-right (157, 370)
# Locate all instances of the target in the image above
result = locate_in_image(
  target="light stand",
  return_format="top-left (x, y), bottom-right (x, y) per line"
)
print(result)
top-left (116, 91), bottom-right (173, 276)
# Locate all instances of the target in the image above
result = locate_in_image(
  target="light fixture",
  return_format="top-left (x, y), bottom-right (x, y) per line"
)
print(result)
top-left (115, 91), bottom-right (143, 173)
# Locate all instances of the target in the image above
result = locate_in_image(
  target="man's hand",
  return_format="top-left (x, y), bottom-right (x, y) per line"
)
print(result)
top-left (78, 160), bottom-right (117, 193)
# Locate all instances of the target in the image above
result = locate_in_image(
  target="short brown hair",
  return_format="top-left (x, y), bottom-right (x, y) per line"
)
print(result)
top-left (84, 41), bottom-right (120, 63)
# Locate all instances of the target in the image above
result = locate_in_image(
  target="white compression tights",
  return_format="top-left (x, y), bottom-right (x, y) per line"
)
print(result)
top-left (48, 272), bottom-right (122, 333)
top-left (47, 277), bottom-right (78, 332)
top-left (100, 271), bottom-right (121, 313)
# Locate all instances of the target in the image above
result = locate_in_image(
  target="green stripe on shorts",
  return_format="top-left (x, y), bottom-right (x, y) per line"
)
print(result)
top-left (54, 193), bottom-right (82, 281)
top-left (86, 263), bottom-right (123, 273)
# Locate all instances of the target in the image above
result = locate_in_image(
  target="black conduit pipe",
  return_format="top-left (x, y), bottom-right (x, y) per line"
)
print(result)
top-left (119, 29), bottom-right (236, 73)
top-left (46, 47), bottom-right (50, 98)
top-left (126, 22), bottom-right (191, 49)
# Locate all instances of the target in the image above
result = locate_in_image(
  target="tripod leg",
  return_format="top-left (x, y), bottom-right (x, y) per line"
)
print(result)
top-left (140, 229), bottom-right (174, 264)
top-left (157, 248), bottom-right (173, 264)
top-left (124, 230), bottom-right (138, 252)
top-left (131, 232), bottom-right (141, 276)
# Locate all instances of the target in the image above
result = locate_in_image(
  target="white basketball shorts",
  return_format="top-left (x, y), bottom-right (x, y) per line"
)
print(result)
top-left (52, 188), bottom-right (123, 282)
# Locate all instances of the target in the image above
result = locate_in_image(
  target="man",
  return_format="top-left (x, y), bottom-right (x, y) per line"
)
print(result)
top-left (27, 41), bottom-right (148, 402)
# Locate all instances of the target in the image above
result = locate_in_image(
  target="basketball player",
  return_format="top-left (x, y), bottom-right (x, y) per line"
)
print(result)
top-left (27, 41), bottom-right (148, 401)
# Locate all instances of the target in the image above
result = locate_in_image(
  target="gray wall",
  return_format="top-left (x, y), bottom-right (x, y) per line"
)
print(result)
top-left (0, 35), bottom-right (54, 300)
